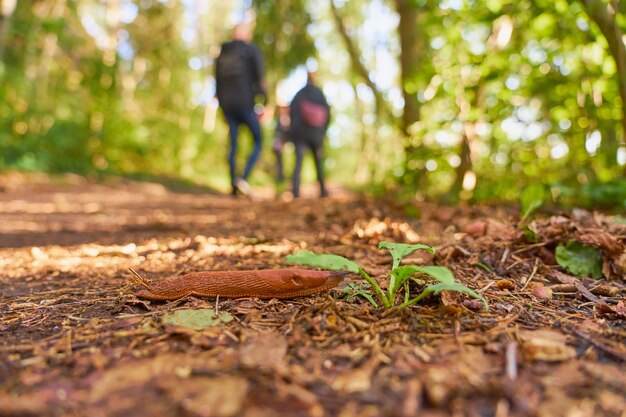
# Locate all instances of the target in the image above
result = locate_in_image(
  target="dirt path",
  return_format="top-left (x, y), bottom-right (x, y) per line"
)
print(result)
top-left (1, 173), bottom-right (625, 417)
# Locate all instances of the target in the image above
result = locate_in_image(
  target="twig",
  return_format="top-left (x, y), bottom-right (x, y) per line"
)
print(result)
top-left (511, 242), bottom-right (549, 255)
top-left (128, 268), bottom-right (150, 288)
top-left (500, 247), bottom-right (510, 265)
top-left (478, 280), bottom-right (496, 294)
top-left (505, 260), bottom-right (521, 271)
top-left (569, 327), bottom-right (626, 362)
top-left (520, 258), bottom-right (539, 291)
top-left (505, 341), bottom-right (518, 380)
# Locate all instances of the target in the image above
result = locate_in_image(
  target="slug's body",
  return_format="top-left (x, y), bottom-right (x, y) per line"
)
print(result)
top-left (134, 268), bottom-right (346, 301)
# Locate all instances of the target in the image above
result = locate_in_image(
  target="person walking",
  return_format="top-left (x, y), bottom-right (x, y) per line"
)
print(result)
top-left (289, 71), bottom-right (330, 198)
top-left (215, 23), bottom-right (266, 196)
top-left (272, 105), bottom-right (291, 185)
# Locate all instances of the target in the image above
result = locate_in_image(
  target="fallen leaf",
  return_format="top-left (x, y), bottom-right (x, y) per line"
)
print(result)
top-left (330, 366), bottom-right (373, 393)
top-left (556, 241), bottom-right (603, 279)
top-left (239, 331), bottom-right (287, 371)
top-left (163, 376), bottom-right (248, 417)
top-left (576, 228), bottom-right (624, 256)
top-left (519, 330), bottom-right (576, 362)
top-left (162, 309), bottom-right (233, 331)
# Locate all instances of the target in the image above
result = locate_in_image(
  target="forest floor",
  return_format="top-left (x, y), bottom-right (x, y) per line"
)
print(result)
top-left (1, 172), bottom-right (625, 417)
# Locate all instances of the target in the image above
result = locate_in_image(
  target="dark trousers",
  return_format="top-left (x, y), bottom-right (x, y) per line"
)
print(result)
top-left (292, 141), bottom-right (326, 198)
top-left (274, 147), bottom-right (285, 182)
top-left (223, 108), bottom-right (262, 192)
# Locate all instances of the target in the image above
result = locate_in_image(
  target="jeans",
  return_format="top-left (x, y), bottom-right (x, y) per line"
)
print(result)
top-left (223, 108), bottom-right (262, 192)
top-left (292, 141), bottom-right (327, 198)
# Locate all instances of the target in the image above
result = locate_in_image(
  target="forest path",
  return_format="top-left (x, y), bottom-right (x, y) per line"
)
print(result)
top-left (1, 172), bottom-right (625, 417)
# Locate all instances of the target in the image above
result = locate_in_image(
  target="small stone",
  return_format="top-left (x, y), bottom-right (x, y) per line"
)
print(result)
top-left (463, 221), bottom-right (487, 237)
top-left (531, 284), bottom-right (553, 300)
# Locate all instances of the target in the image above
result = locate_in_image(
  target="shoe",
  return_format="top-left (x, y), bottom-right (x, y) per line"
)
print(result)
top-left (234, 177), bottom-right (252, 196)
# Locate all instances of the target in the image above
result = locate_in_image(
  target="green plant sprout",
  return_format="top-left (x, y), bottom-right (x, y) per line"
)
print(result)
top-left (518, 183), bottom-right (547, 242)
top-left (342, 282), bottom-right (379, 308)
top-left (285, 242), bottom-right (488, 310)
top-left (519, 183), bottom-right (546, 223)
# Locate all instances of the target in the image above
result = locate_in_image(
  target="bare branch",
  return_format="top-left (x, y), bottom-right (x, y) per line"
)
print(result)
top-left (328, 0), bottom-right (395, 122)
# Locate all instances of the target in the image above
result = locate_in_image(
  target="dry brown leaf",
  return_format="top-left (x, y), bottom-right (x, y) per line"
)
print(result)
top-left (519, 330), bottom-right (576, 362)
top-left (239, 330), bottom-right (287, 371)
top-left (164, 376), bottom-right (248, 417)
top-left (576, 228), bottom-right (624, 256)
top-left (330, 358), bottom-right (379, 394)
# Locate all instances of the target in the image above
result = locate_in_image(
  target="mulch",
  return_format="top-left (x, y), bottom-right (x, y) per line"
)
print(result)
top-left (1, 172), bottom-right (625, 417)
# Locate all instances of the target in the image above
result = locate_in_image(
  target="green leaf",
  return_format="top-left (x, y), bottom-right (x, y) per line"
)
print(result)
top-left (520, 183), bottom-right (546, 222)
top-left (391, 266), bottom-right (420, 292)
top-left (399, 265), bottom-right (488, 310)
top-left (342, 283), bottom-right (379, 308)
top-left (555, 241), bottom-right (603, 279)
top-left (523, 224), bottom-right (538, 243)
top-left (532, 13), bottom-right (557, 33)
top-left (476, 262), bottom-right (492, 272)
top-left (403, 205), bottom-right (421, 219)
top-left (414, 265), bottom-right (456, 284)
top-left (425, 282), bottom-right (488, 310)
top-left (285, 250), bottom-right (360, 273)
top-left (378, 242), bottom-right (436, 270)
top-left (162, 309), bottom-right (234, 331)
top-left (485, 0), bottom-right (504, 13)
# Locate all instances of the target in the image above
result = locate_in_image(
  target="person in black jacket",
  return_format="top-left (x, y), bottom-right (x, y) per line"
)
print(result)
top-left (215, 23), bottom-right (266, 196)
top-left (289, 72), bottom-right (330, 198)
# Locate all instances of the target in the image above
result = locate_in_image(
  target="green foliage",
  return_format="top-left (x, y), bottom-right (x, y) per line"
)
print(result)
top-left (394, 265), bottom-right (488, 309)
top-left (553, 180), bottom-right (626, 209)
top-left (379, 241), bottom-right (436, 301)
top-left (162, 309), bottom-right (234, 330)
top-left (252, 0), bottom-right (316, 81)
top-left (286, 241), bottom-right (488, 311)
top-left (286, 250), bottom-right (387, 305)
top-left (1, 0), bottom-right (625, 206)
top-left (285, 250), bottom-right (360, 273)
top-left (342, 282), bottom-right (379, 308)
top-left (522, 223), bottom-right (539, 243)
top-left (555, 241), bottom-right (603, 279)
top-left (378, 241), bottom-right (435, 270)
top-left (520, 183), bottom-right (546, 222)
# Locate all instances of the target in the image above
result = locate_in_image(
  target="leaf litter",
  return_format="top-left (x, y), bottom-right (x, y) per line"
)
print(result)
top-left (0, 172), bottom-right (625, 416)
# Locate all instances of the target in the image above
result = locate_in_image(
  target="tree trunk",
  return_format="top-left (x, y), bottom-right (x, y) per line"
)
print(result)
top-left (393, 0), bottom-right (422, 135)
top-left (449, 127), bottom-right (474, 200)
top-left (391, 0), bottom-right (429, 194)
top-left (581, 0), bottom-right (626, 174)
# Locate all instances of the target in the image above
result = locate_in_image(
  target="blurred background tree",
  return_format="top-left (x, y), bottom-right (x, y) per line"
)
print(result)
top-left (0, 0), bottom-right (624, 207)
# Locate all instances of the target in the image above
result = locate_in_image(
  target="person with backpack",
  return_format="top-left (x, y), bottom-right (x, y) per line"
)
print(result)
top-left (289, 71), bottom-right (330, 198)
top-left (215, 23), bottom-right (267, 196)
